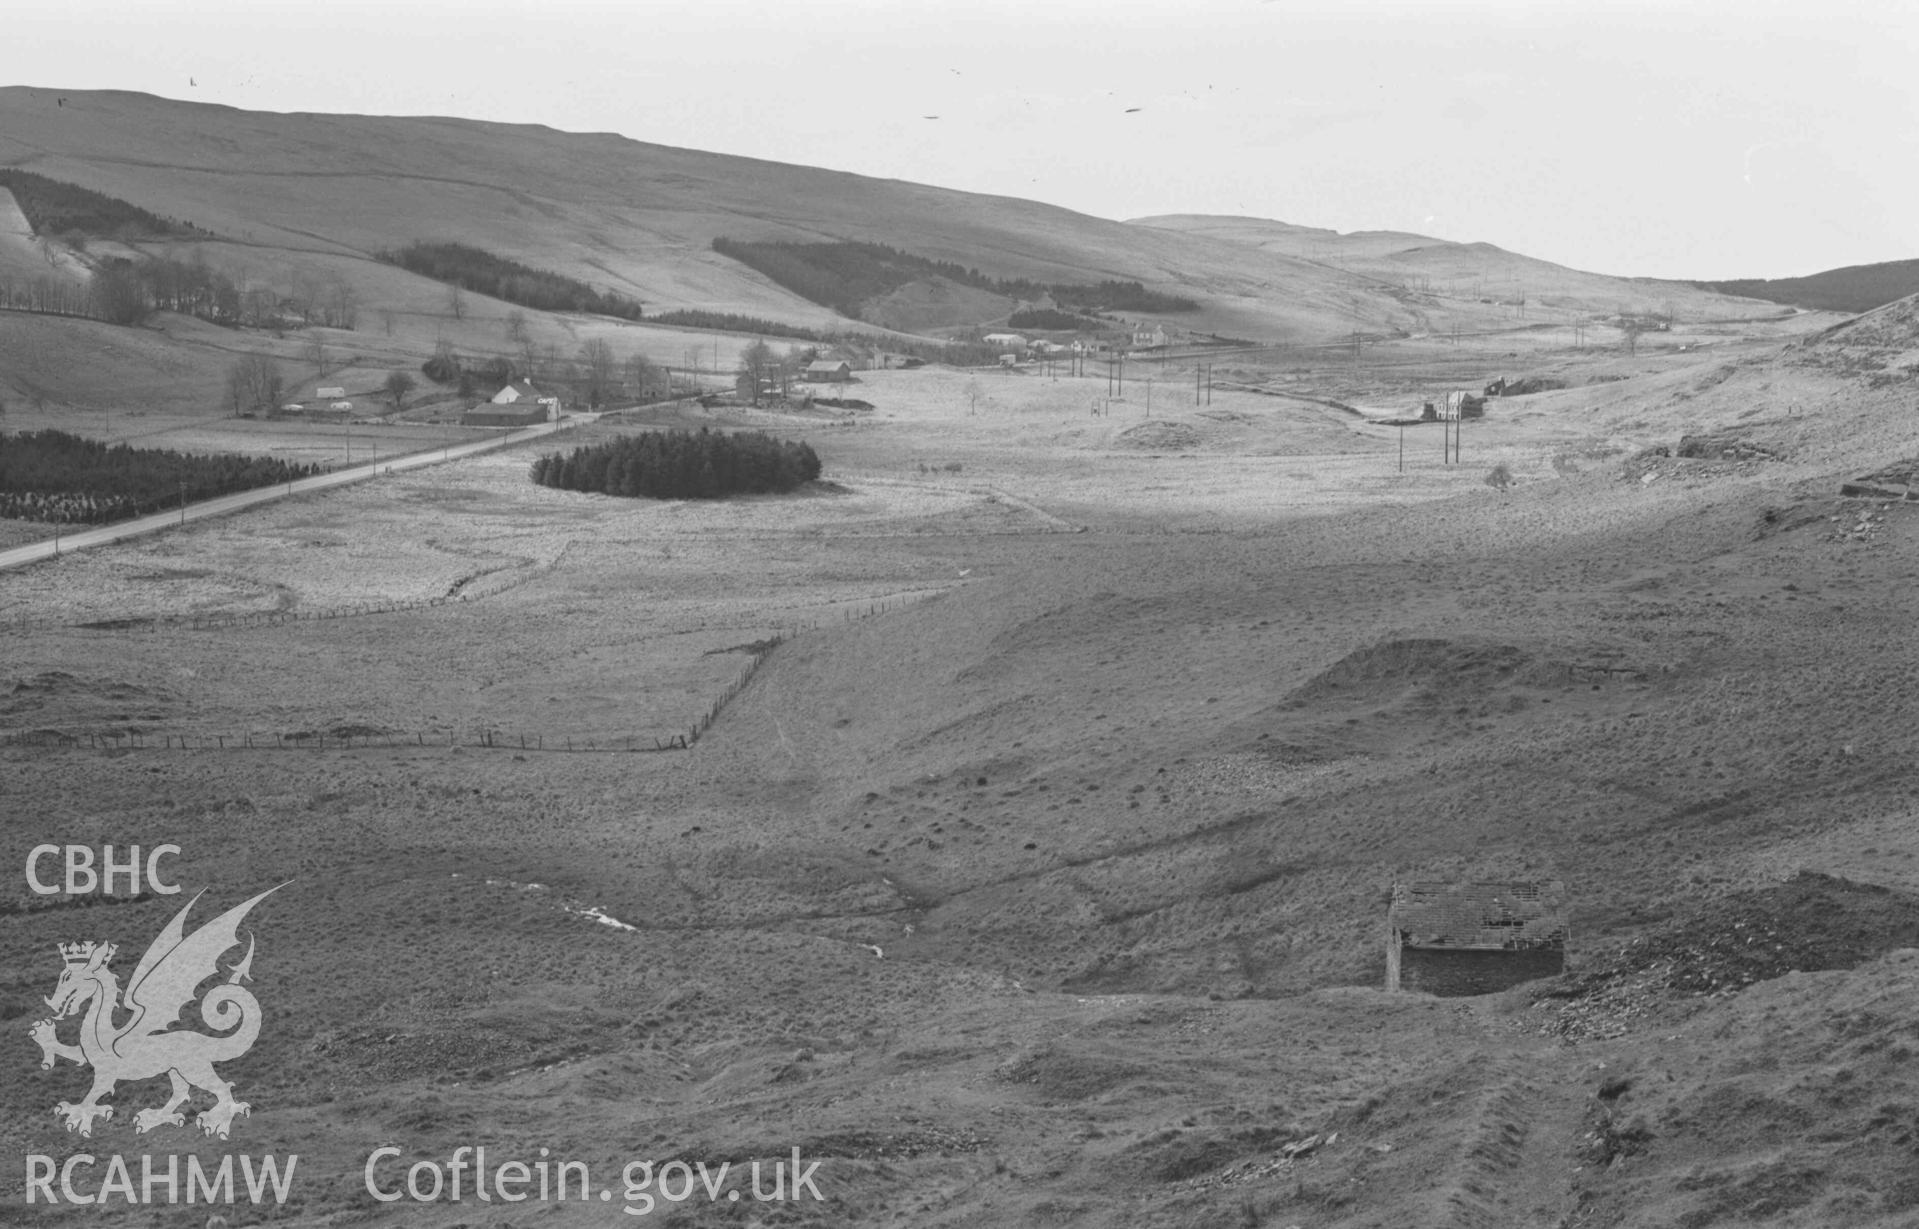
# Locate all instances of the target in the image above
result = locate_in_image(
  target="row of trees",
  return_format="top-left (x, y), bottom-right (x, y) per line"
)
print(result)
top-left (378, 242), bottom-right (645, 321)
top-left (0, 254), bottom-right (357, 330)
top-left (529, 428), bottom-right (821, 500)
top-left (419, 334), bottom-right (678, 409)
top-left (0, 430), bottom-right (319, 524)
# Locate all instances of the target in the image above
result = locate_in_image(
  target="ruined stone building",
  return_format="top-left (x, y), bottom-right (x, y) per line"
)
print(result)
top-left (1386, 880), bottom-right (1567, 996)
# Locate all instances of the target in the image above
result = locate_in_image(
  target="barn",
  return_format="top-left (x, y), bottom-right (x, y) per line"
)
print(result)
top-left (462, 405), bottom-right (547, 427)
top-left (1386, 880), bottom-right (1567, 996)
top-left (802, 360), bottom-right (852, 383)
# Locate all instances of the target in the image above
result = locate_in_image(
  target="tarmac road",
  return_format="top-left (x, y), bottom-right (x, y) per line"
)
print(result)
top-left (0, 415), bottom-right (584, 573)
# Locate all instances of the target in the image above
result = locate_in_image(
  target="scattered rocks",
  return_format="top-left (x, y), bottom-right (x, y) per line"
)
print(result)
top-left (1533, 873), bottom-right (1919, 1040)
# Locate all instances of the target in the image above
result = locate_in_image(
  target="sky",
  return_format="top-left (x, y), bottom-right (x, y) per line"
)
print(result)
top-left (15, 0), bottom-right (1919, 280)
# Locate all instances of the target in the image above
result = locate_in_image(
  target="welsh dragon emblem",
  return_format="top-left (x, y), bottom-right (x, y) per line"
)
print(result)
top-left (28, 885), bottom-right (282, 1139)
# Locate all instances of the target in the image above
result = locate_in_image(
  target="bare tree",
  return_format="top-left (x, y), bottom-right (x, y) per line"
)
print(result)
top-left (624, 352), bottom-right (662, 402)
top-left (579, 338), bottom-right (617, 408)
top-left (313, 278), bottom-right (357, 329)
top-left (225, 354), bottom-right (284, 416)
top-left (384, 370), bottom-right (416, 412)
top-left (290, 271), bottom-right (320, 325)
top-left (736, 340), bottom-right (777, 406)
top-left (305, 332), bottom-right (328, 377)
top-left (504, 310), bottom-right (529, 348)
top-left (446, 282), bottom-right (466, 321)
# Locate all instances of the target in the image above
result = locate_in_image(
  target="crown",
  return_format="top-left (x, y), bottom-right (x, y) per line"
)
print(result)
top-left (58, 941), bottom-right (113, 966)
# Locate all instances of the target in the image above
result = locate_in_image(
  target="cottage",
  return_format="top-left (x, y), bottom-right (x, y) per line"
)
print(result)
top-left (491, 379), bottom-right (543, 405)
top-left (1386, 881), bottom-right (1567, 996)
top-left (1130, 324), bottom-right (1170, 348)
top-left (802, 359), bottom-right (852, 383)
top-left (982, 333), bottom-right (1028, 349)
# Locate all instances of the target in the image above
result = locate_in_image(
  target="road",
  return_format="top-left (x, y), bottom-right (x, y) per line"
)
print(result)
top-left (0, 416), bottom-right (585, 573)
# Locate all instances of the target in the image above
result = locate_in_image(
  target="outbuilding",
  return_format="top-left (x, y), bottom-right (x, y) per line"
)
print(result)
top-left (1387, 880), bottom-right (1567, 996)
top-left (802, 360), bottom-right (852, 383)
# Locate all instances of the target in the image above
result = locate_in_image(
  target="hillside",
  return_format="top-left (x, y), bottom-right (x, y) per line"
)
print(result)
top-left (0, 88), bottom-right (1784, 357)
top-left (1697, 256), bottom-right (1919, 313)
top-left (1134, 212), bottom-right (1781, 324)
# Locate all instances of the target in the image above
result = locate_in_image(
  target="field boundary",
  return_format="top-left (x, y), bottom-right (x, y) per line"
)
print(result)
top-left (0, 589), bottom-right (946, 753)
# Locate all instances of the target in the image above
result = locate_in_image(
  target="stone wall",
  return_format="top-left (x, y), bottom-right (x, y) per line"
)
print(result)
top-left (1396, 944), bottom-right (1564, 997)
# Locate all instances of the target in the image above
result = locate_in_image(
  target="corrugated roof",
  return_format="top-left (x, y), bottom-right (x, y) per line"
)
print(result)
top-left (1391, 880), bottom-right (1566, 949)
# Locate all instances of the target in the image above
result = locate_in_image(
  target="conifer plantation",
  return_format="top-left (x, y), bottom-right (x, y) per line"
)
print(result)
top-left (0, 430), bottom-right (320, 524)
top-left (529, 428), bottom-right (821, 500)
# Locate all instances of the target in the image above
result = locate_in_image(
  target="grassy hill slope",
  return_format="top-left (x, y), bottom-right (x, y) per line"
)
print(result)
top-left (1, 88), bottom-right (1782, 351)
top-left (1134, 212), bottom-right (1786, 324)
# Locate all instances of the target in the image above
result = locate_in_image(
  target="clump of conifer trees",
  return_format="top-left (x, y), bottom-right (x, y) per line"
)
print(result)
top-left (529, 428), bottom-right (821, 499)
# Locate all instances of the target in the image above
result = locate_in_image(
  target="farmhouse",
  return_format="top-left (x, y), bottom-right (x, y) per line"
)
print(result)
top-left (802, 359), bottom-right (852, 383)
top-left (1386, 880), bottom-right (1567, 996)
top-left (982, 333), bottom-right (1028, 349)
top-left (1131, 323), bottom-right (1170, 348)
top-left (491, 379), bottom-right (543, 405)
top-left (315, 386), bottom-right (346, 400)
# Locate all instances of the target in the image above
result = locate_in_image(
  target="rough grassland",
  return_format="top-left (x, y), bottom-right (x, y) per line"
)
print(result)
top-left (4, 316), bottom-right (1919, 1227)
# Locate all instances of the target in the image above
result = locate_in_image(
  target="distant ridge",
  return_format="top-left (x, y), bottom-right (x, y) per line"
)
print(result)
top-left (1695, 258), bottom-right (1919, 314)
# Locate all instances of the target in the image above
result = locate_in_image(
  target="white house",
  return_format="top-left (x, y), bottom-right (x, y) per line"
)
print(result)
top-left (491, 379), bottom-right (542, 405)
top-left (1130, 324), bottom-right (1170, 348)
top-left (982, 333), bottom-right (1028, 349)
top-left (315, 386), bottom-right (346, 399)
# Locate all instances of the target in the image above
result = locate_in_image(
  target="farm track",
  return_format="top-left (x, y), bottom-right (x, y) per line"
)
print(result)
top-left (1441, 1049), bottom-right (1585, 1229)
